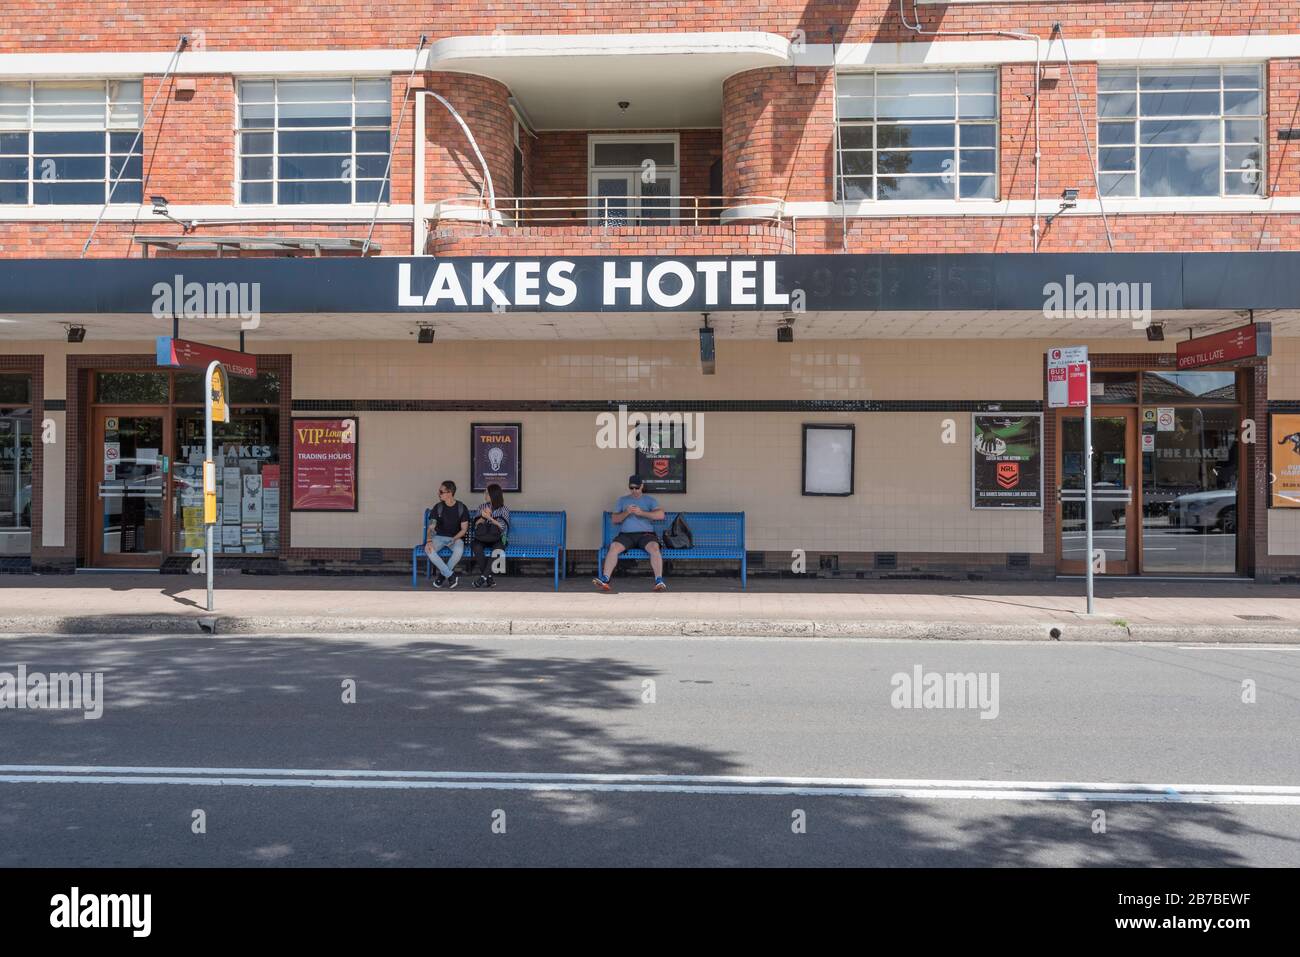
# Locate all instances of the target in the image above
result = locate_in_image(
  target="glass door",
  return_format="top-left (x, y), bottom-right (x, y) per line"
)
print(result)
top-left (1057, 410), bottom-right (1138, 575)
top-left (92, 411), bottom-right (169, 567)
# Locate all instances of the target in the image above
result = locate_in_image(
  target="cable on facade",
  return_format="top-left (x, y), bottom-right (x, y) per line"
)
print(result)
top-left (80, 35), bottom-right (189, 259)
top-left (1052, 23), bottom-right (1115, 251)
top-left (362, 35), bottom-right (428, 257)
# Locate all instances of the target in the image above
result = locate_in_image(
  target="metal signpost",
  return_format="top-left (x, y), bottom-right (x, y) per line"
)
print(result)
top-left (203, 360), bottom-right (229, 612)
top-left (1047, 346), bottom-right (1093, 613)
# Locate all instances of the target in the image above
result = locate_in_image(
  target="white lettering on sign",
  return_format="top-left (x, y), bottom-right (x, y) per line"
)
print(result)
top-left (399, 260), bottom-right (795, 311)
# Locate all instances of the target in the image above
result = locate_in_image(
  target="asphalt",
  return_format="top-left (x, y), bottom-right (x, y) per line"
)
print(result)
top-left (1, 632), bottom-right (1297, 866)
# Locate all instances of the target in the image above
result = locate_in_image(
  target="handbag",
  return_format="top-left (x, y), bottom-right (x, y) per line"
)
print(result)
top-left (662, 513), bottom-right (693, 550)
top-left (474, 515), bottom-right (506, 546)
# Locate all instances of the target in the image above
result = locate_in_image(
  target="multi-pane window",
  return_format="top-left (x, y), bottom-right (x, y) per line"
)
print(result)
top-left (836, 70), bottom-right (997, 201)
top-left (1098, 65), bottom-right (1265, 198)
top-left (0, 80), bottom-right (143, 204)
top-left (237, 78), bottom-right (391, 204)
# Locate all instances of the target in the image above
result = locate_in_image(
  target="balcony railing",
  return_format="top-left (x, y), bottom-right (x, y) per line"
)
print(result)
top-left (430, 194), bottom-right (787, 229)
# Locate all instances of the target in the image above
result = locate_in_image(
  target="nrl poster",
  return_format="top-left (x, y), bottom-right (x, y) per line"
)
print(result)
top-left (972, 414), bottom-right (1043, 509)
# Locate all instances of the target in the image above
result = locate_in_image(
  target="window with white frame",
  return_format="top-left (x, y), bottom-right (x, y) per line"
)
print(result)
top-left (836, 70), bottom-right (997, 201)
top-left (1097, 65), bottom-right (1265, 198)
top-left (588, 134), bottom-right (678, 225)
top-left (237, 78), bottom-right (392, 205)
top-left (0, 80), bottom-right (143, 205)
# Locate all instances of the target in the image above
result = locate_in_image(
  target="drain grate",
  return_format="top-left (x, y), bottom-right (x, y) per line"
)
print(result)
top-left (1236, 614), bottom-right (1283, 621)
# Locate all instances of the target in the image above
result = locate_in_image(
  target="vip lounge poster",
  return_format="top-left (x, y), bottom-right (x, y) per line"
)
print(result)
top-left (634, 442), bottom-right (687, 494)
top-left (972, 414), bottom-right (1042, 509)
top-left (292, 418), bottom-right (358, 511)
top-left (1272, 414), bottom-right (1300, 508)
top-left (471, 424), bottom-right (521, 492)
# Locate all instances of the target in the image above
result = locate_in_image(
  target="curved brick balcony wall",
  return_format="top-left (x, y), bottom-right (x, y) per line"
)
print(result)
top-left (429, 224), bottom-right (793, 257)
top-left (723, 66), bottom-right (833, 209)
top-left (421, 72), bottom-right (515, 209)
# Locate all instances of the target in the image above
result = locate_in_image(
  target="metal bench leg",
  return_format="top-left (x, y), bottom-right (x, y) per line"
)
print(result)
top-left (412, 552), bottom-right (418, 589)
top-left (742, 554), bottom-right (747, 590)
top-left (553, 551), bottom-right (560, 591)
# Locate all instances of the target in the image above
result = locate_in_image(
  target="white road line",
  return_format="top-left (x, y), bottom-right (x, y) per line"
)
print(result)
top-left (0, 765), bottom-right (1298, 805)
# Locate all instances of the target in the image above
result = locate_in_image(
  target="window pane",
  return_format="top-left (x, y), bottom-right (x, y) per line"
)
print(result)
top-left (1100, 172), bottom-right (1136, 197)
top-left (33, 82), bottom-right (104, 126)
top-left (355, 79), bottom-right (390, 102)
top-left (838, 177), bottom-right (872, 200)
top-left (0, 132), bottom-right (25, 154)
top-left (0, 158), bottom-right (27, 178)
top-left (353, 153), bottom-right (389, 178)
top-left (355, 99), bottom-right (391, 123)
top-left (1139, 67), bottom-right (1220, 90)
top-left (238, 81), bottom-right (275, 103)
top-left (109, 180), bottom-right (141, 203)
top-left (1100, 147), bottom-right (1136, 171)
top-left (878, 150), bottom-right (952, 175)
top-left (355, 130), bottom-right (389, 153)
top-left (1225, 144), bottom-right (1261, 173)
top-left (277, 79), bottom-right (353, 102)
top-left (876, 95), bottom-right (955, 119)
top-left (959, 175), bottom-right (995, 199)
top-left (34, 130), bottom-right (103, 153)
top-left (1140, 147), bottom-right (1219, 196)
top-left (837, 75), bottom-right (873, 97)
top-left (878, 175), bottom-right (953, 200)
top-left (877, 72), bottom-right (954, 95)
top-left (1224, 66), bottom-right (1262, 89)
top-left (840, 152), bottom-right (872, 176)
top-left (35, 155), bottom-right (105, 179)
top-left (278, 130), bottom-right (350, 154)
top-left (0, 374), bottom-right (31, 404)
top-left (877, 123), bottom-right (953, 148)
top-left (958, 94), bottom-right (995, 118)
top-left (240, 180), bottom-right (273, 204)
top-left (229, 371), bottom-right (280, 405)
top-left (1098, 69), bottom-right (1137, 92)
top-left (280, 154), bottom-right (349, 180)
top-left (959, 149), bottom-right (994, 173)
top-left (174, 372), bottom-right (203, 404)
top-left (0, 181), bottom-right (26, 203)
top-left (239, 103), bottom-right (274, 128)
top-left (34, 180), bottom-right (106, 203)
top-left (1223, 90), bottom-right (1262, 116)
top-left (957, 71), bottom-right (996, 94)
top-left (241, 132), bottom-right (273, 155)
top-left (1140, 91), bottom-right (1220, 116)
top-left (592, 141), bottom-right (676, 167)
top-left (1224, 171), bottom-right (1264, 196)
top-left (960, 123), bottom-right (996, 148)
top-left (1098, 93), bottom-right (1137, 118)
top-left (278, 101), bottom-right (352, 127)
top-left (1139, 118), bottom-right (1217, 145)
top-left (354, 179), bottom-right (390, 203)
top-left (109, 131), bottom-right (142, 153)
top-left (1143, 371), bottom-right (1236, 401)
top-left (1099, 122), bottom-right (1135, 146)
top-left (108, 154), bottom-right (142, 179)
top-left (837, 97), bottom-right (874, 120)
top-left (277, 179), bottom-right (350, 204)
top-left (0, 83), bottom-right (30, 128)
top-left (1224, 119), bottom-right (1262, 144)
top-left (839, 125), bottom-right (873, 149)
top-left (96, 372), bottom-right (170, 404)
top-left (240, 156), bottom-right (273, 180)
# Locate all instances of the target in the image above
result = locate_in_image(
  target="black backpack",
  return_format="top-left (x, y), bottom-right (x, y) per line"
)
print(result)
top-left (662, 513), bottom-right (693, 550)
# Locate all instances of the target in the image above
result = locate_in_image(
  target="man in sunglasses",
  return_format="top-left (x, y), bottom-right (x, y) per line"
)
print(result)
top-left (594, 474), bottom-right (667, 592)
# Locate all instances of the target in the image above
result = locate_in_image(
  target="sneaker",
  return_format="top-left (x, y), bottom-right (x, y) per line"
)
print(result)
top-left (593, 574), bottom-right (612, 591)
top-left (431, 574), bottom-right (445, 589)
top-left (473, 575), bottom-right (490, 589)
top-left (653, 578), bottom-right (667, 592)
top-left (485, 575), bottom-right (497, 588)
top-left (447, 573), bottom-right (460, 589)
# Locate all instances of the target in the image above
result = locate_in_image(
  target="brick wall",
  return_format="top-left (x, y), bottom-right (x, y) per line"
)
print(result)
top-left (2, 2), bottom-right (1296, 50)
top-left (430, 223), bottom-right (792, 256)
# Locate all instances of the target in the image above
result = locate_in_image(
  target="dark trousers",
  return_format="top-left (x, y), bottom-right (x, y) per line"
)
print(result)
top-left (471, 540), bottom-right (496, 577)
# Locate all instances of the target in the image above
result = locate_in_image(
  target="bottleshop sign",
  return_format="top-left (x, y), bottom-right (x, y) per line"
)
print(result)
top-left (156, 336), bottom-right (258, 379)
top-left (1176, 322), bottom-right (1271, 370)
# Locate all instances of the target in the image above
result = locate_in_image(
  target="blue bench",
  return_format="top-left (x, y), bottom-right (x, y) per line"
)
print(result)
top-left (412, 509), bottom-right (567, 590)
top-left (597, 511), bottom-right (746, 588)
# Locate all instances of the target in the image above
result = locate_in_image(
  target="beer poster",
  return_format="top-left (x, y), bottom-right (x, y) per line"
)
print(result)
top-left (972, 414), bottom-right (1042, 509)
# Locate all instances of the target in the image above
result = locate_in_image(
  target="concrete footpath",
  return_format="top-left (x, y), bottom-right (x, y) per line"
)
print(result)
top-left (1, 573), bottom-right (1299, 641)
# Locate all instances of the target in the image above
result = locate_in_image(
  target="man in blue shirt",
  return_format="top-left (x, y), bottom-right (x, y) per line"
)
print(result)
top-left (594, 474), bottom-right (667, 591)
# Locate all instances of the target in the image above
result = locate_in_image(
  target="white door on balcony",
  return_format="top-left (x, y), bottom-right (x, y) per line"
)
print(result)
top-left (588, 134), bottom-right (680, 226)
